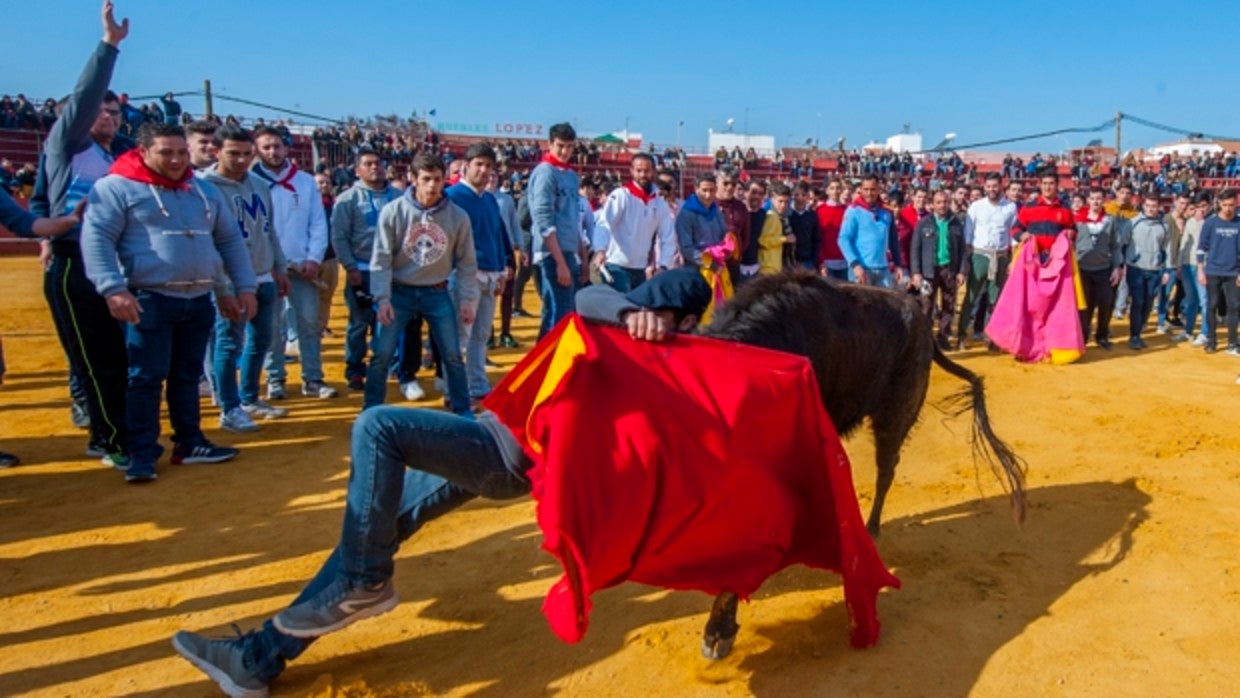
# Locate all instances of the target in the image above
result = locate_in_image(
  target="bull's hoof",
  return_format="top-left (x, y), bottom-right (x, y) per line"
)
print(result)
top-left (701, 632), bottom-right (736, 660)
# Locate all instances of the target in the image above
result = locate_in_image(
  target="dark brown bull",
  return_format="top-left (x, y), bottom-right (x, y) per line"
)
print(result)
top-left (695, 270), bottom-right (1027, 659)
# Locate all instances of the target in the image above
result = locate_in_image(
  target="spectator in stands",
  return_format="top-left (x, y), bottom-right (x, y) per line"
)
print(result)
top-left (13, 95), bottom-right (38, 129)
top-left (160, 92), bottom-right (181, 125)
top-left (14, 162), bottom-right (35, 199)
top-left (37, 99), bottom-right (57, 129)
top-left (528, 122), bottom-right (583, 338)
top-left (0, 95), bottom-right (16, 128)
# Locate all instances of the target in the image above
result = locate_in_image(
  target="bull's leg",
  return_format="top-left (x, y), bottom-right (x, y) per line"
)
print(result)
top-left (865, 424), bottom-right (912, 537)
top-left (701, 592), bottom-right (740, 660)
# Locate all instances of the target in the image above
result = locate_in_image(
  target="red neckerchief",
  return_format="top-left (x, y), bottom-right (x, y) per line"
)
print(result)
top-left (108, 149), bottom-right (193, 191)
top-left (273, 163), bottom-right (299, 193)
top-left (624, 181), bottom-right (654, 204)
top-left (849, 195), bottom-right (884, 220)
top-left (1078, 208), bottom-right (1105, 224)
top-left (540, 152), bottom-right (573, 170)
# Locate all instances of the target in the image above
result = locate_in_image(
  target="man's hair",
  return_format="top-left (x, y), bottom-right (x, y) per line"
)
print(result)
top-left (136, 121), bottom-right (185, 147)
top-left (355, 146), bottom-right (381, 161)
top-left (772, 183), bottom-right (793, 197)
top-left (748, 179), bottom-right (767, 193)
top-left (696, 174), bottom-right (716, 186)
top-left (1040, 172), bottom-right (1059, 181)
top-left (548, 122), bottom-right (576, 142)
top-left (1115, 181), bottom-right (1133, 192)
top-left (631, 152), bottom-right (655, 168)
top-left (860, 174), bottom-right (879, 185)
top-left (984, 172), bottom-right (1002, 183)
top-left (103, 90), bottom-right (118, 103)
top-left (1217, 188), bottom-right (1236, 202)
top-left (411, 152), bottom-right (444, 175)
top-left (252, 125), bottom-right (284, 142)
top-left (463, 143), bottom-right (497, 163)
top-left (1194, 192), bottom-right (1213, 205)
top-left (794, 181), bottom-right (811, 195)
top-left (211, 124), bottom-right (251, 147)
top-left (185, 119), bottom-right (217, 137)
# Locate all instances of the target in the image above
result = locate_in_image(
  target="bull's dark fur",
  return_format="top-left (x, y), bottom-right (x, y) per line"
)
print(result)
top-left (696, 269), bottom-right (1027, 659)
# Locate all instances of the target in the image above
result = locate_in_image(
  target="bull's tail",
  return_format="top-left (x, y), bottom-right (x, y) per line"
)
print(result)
top-left (932, 342), bottom-right (1028, 525)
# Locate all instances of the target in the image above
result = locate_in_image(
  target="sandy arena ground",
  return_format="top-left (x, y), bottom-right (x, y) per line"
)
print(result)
top-left (1, 255), bottom-right (1238, 697)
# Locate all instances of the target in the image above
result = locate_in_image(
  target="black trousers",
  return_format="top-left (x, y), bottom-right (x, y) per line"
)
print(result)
top-left (1078, 267), bottom-right (1116, 342)
top-left (44, 244), bottom-right (128, 455)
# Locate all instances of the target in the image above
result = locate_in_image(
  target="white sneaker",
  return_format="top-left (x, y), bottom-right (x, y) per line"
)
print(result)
top-left (198, 377), bottom-right (213, 398)
top-left (242, 399), bottom-right (289, 420)
top-left (400, 381), bottom-right (426, 401)
top-left (1191, 333), bottom-right (1208, 347)
top-left (1170, 331), bottom-right (1189, 342)
top-left (220, 407), bottom-right (259, 433)
top-left (285, 339), bottom-right (300, 357)
top-left (1157, 323), bottom-right (1168, 334)
top-left (302, 381), bottom-right (339, 398)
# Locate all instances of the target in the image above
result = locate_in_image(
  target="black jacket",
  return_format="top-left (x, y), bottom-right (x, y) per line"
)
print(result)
top-left (909, 214), bottom-right (967, 277)
top-left (788, 207), bottom-right (822, 263)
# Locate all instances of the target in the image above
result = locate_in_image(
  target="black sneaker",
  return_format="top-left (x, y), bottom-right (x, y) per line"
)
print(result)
top-left (171, 443), bottom-right (240, 465)
top-left (1096, 338), bottom-right (1113, 350)
top-left (273, 577), bottom-right (398, 638)
top-left (172, 628), bottom-right (269, 698)
top-left (125, 461), bottom-right (158, 483)
top-left (1205, 344), bottom-right (1218, 354)
top-left (0, 451), bottom-right (19, 468)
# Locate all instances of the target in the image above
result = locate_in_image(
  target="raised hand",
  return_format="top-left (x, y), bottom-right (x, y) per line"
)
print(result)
top-left (102, 0), bottom-right (130, 47)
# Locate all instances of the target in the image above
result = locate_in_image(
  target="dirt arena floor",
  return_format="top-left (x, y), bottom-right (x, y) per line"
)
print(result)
top-left (1, 255), bottom-right (1238, 697)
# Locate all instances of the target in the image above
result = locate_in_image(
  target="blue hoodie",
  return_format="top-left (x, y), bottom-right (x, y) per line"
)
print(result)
top-left (1197, 213), bottom-right (1240, 276)
top-left (839, 199), bottom-right (899, 270)
top-left (675, 194), bottom-right (728, 265)
top-left (446, 181), bottom-right (511, 272)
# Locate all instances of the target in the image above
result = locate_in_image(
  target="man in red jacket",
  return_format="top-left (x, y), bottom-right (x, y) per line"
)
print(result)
top-left (1012, 173), bottom-right (1076, 252)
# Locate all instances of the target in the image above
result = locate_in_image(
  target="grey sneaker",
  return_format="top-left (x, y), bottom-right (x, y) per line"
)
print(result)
top-left (302, 380), bottom-right (338, 398)
top-left (172, 628), bottom-right (269, 698)
top-left (220, 407), bottom-right (259, 433)
top-left (272, 577), bottom-right (398, 638)
top-left (266, 381), bottom-right (287, 400)
top-left (241, 399), bottom-right (288, 420)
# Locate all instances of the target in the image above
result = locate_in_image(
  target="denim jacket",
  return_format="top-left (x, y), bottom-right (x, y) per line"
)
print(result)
top-left (528, 161), bottom-right (581, 263)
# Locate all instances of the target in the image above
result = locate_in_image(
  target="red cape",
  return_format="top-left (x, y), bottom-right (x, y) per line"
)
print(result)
top-left (482, 316), bottom-right (899, 647)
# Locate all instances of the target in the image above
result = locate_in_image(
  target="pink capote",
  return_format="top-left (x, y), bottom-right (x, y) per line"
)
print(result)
top-left (985, 232), bottom-right (1085, 364)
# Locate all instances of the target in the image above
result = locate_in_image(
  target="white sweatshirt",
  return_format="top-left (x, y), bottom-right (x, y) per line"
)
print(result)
top-left (252, 161), bottom-right (329, 265)
top-left (591, 184), bottom-right (677, 270)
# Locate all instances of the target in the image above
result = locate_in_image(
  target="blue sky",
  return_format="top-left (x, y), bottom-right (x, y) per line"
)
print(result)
top-left (4, 0), bottom-right (1236, 154)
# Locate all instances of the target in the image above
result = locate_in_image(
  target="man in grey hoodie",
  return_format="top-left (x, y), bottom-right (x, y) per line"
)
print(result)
top-left (200, 125), bottom-right (291, 433)
top-left (330, 147), bottom-right (402, 391)
top-left (1075, 188), bottom-right (1125, 349)
top-left (81, 122), bottom-right (258, 483)
top-left (364, 152), bottom-right (478, 413)
top-left (1123, 196), bottom-right (1172, 350)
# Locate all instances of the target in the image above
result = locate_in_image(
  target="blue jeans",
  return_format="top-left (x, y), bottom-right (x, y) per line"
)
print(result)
top-left (343, 272), bottom-right (377, 380)
top-left (848, 265), bottom-right (894, 289)
top-left (824, 266), bottom-right (849, 281)
top-left (537, 256), bottom-right (579, 338)
top-left (1179, 265), bottom-right (1202, 335)
top-left (213, 282), bottom-right (278, 413)
top-left (265, 275), bottom-right (323, 384)
top-left (603, 264), bottom-right (647, 293)
top-left (1126, 268), bottom-right (1160, 339)
top-left (455, 273), bottom-right (500, 398)
top-left (125, 291), bottom-right (215, 466)
top-left (242, 406), bottom-right (529, 683)
top-left (1156, 270), bottom-right (1176, 326)
top-left (364, 285), bottom-right (468, 413)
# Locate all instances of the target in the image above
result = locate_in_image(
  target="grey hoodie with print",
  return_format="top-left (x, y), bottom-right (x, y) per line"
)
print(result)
top-left (199, 166), bottom-right (286, 294)
top-left (370, 191), bottom-right (478, 305)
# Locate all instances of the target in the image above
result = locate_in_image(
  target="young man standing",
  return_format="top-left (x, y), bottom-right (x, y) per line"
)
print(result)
top-left (488, 170), bottom-right (524, 349)
top-left (839, 175), bottom-right (901, 288)
top-left (959, 173), bottom-right (1017, 348)
top-left (330, 148), bottom-right (402, 391)
top-left (1196, 189), bottom-right (1240, 355)
top-left (201, 125), bottom-right (291, 430)
top-left (251, 126), bottom-right (336, 399)
top-left (815, 178), bottom-right (848, 279)
top-left (445, 144), bottom-right (511, 402)
top-left (1074, 188), bottom-right (1124, 349)
top-left (364, 153), bottom-right (477, 413)
top-left (591, 152), bottom-right (677, 292)
top-left (788, 181), bottom-right (821, 272)
top-left (1123, 196), bottom-right (1171, 350)
top-left (81, 122), bottom-right (258, 483)
top-left (528, 123), bottom-right (584, 338)
top-left (910, 190), bottom-right (967, 350)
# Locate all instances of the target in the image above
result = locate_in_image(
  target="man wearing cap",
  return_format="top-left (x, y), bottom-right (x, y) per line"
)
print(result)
top-left (172, 268), bottom-right (712, 695)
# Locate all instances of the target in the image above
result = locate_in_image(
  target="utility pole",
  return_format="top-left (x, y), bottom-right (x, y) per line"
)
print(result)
top-left (203, 79), bottom-right (213, 119)
top-left (1114, 110), bottom-right (1122, 166)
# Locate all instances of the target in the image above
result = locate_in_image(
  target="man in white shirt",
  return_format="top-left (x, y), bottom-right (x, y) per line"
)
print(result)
top-left (958, 173), bottom-right (1017, 349)
top-left (591, 153), bottom-right (678, 291)
top-left (251, 126), bottom-right (337, 399)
